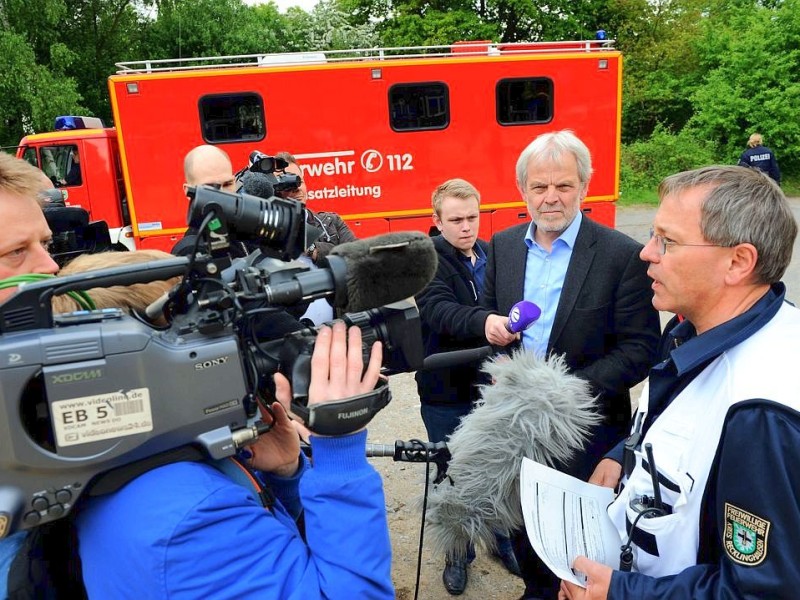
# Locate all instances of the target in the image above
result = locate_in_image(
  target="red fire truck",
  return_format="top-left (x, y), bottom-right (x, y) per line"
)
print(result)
top-left (16, 40), bottom-right (622, 252)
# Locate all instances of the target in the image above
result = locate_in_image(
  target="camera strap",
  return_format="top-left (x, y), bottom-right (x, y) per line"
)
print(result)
top-left (292, 378), bottom-right (392, 436)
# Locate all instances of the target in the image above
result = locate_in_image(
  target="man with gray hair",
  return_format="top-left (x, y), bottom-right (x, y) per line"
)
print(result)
top-left (481, 130), bottom-right (660, 599)
top-left (563, 165), bottom-right (800, 599)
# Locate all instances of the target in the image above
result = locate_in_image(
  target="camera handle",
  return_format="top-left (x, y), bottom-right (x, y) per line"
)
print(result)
top-left (291, 378), bottom-right (392, 436)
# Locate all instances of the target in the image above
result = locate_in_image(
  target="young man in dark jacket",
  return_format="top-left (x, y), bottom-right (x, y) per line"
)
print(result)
top-left (415, 178), bottom-right (520, 595)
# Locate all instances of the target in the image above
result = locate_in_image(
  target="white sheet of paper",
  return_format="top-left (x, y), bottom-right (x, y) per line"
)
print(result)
top-left (520, 457), bottom-right (622, 588)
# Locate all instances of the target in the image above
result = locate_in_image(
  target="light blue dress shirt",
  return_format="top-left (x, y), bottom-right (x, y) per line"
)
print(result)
top-left (521, 212), bottom-right (582, 355)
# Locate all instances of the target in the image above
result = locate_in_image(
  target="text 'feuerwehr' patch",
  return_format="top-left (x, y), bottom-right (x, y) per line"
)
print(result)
top-left (724, 502), bottom-right (770, 566)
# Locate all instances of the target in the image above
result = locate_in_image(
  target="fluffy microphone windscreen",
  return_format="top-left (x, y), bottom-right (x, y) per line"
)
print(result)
top-left (330, 231), bottom-right (437, 313)
top-left (239, 170), bottom-right (275, 200)
top-left (424, 350), bottom-right (601, 559)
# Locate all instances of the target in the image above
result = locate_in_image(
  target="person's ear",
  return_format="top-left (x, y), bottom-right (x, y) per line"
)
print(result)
top-left (579, 178), bottom-right (591, 201)
top-left (432, 212), bottom-right (443, 232)
top-left (725, 243), bottom-right (759, 286)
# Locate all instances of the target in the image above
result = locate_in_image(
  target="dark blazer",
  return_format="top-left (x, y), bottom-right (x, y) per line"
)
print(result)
top-left (415, 235), bottom-right (491, 406)
top-left (482, 216), bottom-right (661, 479)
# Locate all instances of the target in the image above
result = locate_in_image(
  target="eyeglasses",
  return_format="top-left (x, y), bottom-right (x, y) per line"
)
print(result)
top-left (649, 228), bottom-right (727, 255)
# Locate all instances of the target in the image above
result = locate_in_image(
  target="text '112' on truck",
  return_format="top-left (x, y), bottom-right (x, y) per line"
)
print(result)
top-left (17, 39), bottom-right (622, 252)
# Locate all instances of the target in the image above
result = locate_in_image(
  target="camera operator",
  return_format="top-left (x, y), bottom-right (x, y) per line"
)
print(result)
top-left (274, 152), bottom-right (357, 264)
top-left (73, 319), bottom-right (392, 598)
top-left (173, 145), bottom-right (244, 258)
top-left (30, 247), bottom-right (394, 597)
top-left (182, 145), bottom-right (237, 194)
top-left (237, 151), bottom-right (355, 325)
top-left (0, 154), bottom-right (59, 299)
top-left (0, 153), bottom-right (60, 596)
top-left (41, 252), bottom-right (393, 598)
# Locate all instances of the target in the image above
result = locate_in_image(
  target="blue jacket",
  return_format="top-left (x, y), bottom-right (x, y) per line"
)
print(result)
top-left (738, 145), bottom-right (781, 184)
top-left (75, 431), bottom-right (393, 599)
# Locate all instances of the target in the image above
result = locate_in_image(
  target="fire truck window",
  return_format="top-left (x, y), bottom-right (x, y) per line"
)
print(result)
top-left (21, 147), bottom-right (38, 168)
top-left (41, 145), bottom-right (82, 187)
top-left (199, 94), bottom-right (266, 143)
top-left (497, 78), bottom-right (553, 125)
top-left (389, 83), bottom-right (449, 131)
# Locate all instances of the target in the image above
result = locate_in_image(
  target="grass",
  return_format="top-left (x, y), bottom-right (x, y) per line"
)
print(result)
top-left (781, 176), bottom-right (800, 198)
top-left (618, 187), bottom-right (660, 206)
top-left (620, 174), bottom-right (800, 205)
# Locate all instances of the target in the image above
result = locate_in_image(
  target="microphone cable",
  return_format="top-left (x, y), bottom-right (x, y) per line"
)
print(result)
top-left (407, 438), bottom-right (449, 600)
top-left (0, 273), bottom-right (96, 310)
top-left (618, 506), bottom-right (665, 572)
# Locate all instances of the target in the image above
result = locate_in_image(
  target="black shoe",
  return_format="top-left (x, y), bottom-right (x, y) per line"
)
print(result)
top-left (492, 543), bottom-right (522, 577)
top-left (442, 558), bottom-right (468, 595)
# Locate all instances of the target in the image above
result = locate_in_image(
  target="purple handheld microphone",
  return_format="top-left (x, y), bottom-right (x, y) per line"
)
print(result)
top-left (506, 300), bottom-right (542, 334)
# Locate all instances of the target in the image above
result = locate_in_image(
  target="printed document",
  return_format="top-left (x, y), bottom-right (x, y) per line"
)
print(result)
top-left (520, 458), bottom-right (622, 587)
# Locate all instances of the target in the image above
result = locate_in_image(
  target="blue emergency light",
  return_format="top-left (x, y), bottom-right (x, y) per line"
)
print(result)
top-left (54, 116), bottom-right (105, 131)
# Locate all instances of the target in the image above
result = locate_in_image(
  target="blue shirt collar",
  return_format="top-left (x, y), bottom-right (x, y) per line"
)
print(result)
top-left (668, 283), bottom-right (786, 375)
top-left (524, 211), bottom-right (583, 250)
top-left (455, 240), bottom-right (486, 263)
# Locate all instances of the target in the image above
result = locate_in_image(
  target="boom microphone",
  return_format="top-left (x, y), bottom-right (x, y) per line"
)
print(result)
top-left (423, 350), bottom-right (601, 559)
top-left (238, 170), bottom-right (275, 200)
top-left (506, 300), bottom-right (542, 333)
top-left (420, 346), bottom-right (493, 371)
top-left (329, 231), bottom-right (437, 312)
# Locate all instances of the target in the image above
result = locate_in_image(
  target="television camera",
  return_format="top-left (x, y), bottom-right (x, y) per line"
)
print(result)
top-left (40, 191), bottom-right (113, 267)
top-left (239, 150), bottom-right (302, 194)
top-left (0, 184), bottom-right (431, 538)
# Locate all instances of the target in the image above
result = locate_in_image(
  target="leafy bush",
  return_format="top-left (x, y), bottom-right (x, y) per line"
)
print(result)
top-left (620, 125), bottom-right (719, 200)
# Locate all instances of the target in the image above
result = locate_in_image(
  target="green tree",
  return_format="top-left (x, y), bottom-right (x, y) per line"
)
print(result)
top-left (689, 0), bottom-right (800, 172)
top-left (376, 9), bottom-right (497, 47)
top-left (620, 124), bottom-right (717, 193)
top-left (143, 0), bottom-right (276, 60)
top-left (338, 0), bottom-right (495, 46)
top-left (603, 0), bottom-right (707, 142)
top-left (303, 0), bottom-right (379, 49)
top-left (0, 1), bottom-right (84, 147)
top-left (58, 0), bottom-right (150, 122)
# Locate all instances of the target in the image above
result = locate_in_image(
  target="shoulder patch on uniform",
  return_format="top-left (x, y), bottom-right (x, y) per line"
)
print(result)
top-left (724, 502), bottom-right (770, 566)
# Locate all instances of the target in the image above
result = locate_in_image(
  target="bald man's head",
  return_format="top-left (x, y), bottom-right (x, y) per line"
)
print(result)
top-left (183, 145), bottom-right (235, 192)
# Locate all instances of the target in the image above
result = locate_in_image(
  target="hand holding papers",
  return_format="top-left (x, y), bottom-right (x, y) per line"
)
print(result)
top-left (520, 458), bottom-right (622, 587)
